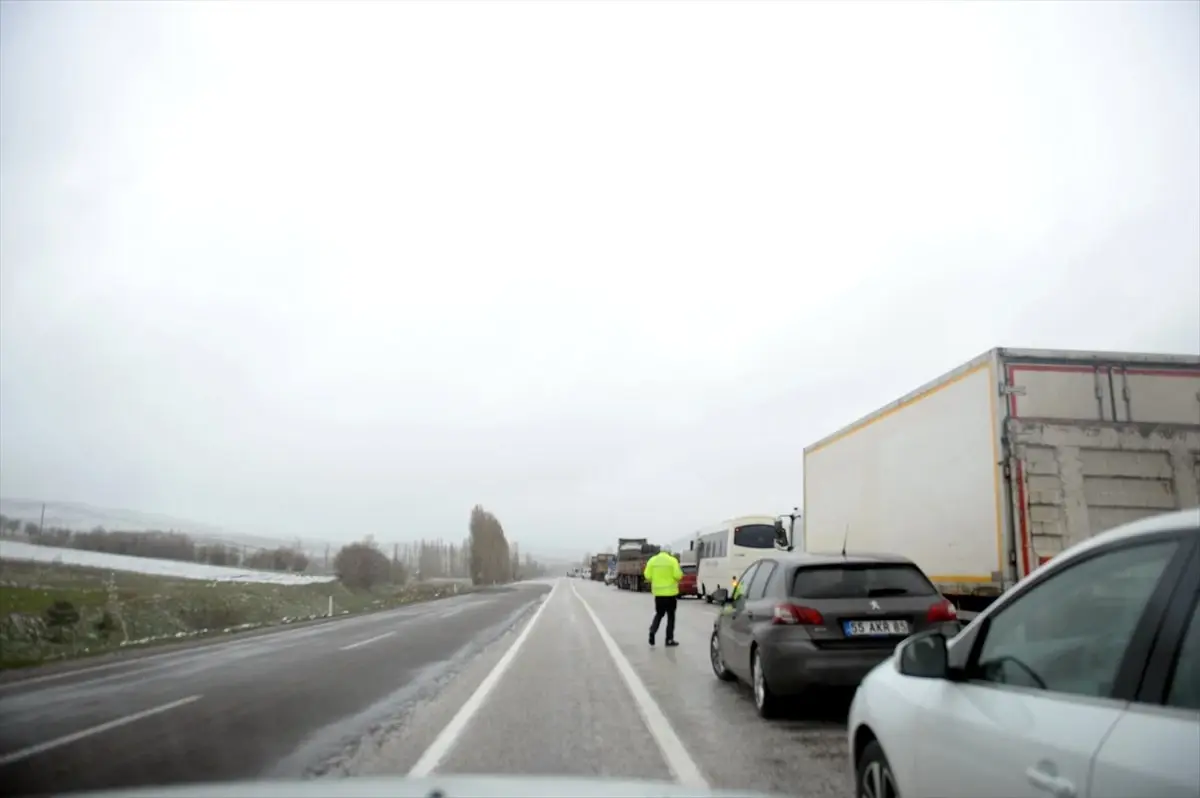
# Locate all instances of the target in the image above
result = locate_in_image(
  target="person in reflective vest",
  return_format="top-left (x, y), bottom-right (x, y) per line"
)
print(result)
top-left (644, 548), bottom-right (683, 647)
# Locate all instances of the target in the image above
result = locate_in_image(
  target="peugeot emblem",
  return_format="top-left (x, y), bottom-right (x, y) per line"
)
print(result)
top-left (869, 600), bottom-right (882, 611)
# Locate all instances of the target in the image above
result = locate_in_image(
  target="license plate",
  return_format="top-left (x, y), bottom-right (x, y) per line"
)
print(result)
top-left (843, 619), bottom-right (911, 636)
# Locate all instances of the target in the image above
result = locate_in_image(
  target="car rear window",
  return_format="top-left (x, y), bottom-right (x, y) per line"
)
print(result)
top-left (790, 565), bottom-right (937, 599)
top-left (682, 565), bottom-right (698, 575)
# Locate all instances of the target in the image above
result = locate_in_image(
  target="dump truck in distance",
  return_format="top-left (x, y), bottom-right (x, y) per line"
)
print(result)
top-left (591, 553), bottom-right (614, 581)
top-left (802, 347), bottom-right (1200, 612)
top-left (615, 537), bottom-right (660, 591)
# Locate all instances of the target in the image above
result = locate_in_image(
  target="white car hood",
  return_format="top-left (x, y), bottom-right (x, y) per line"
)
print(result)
top-left (73, 775), bottom-right (780, 798)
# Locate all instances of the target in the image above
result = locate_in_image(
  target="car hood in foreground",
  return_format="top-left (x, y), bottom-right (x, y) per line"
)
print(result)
top-left (73, 775), bottom-right (780, 798)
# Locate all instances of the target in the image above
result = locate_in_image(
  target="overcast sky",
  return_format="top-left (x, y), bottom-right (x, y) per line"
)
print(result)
top-left (1, 0), bottom-right (1197, 558)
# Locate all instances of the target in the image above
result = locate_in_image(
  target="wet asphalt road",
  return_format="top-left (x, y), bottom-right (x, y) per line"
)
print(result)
top-left (0, 579), bottom-right (852, 797)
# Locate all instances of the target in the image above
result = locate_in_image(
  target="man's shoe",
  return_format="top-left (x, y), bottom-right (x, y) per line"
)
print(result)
top-left (665, 640), bottom-right (679, 647)
top-left (648, 633), bottom-right (655, 646)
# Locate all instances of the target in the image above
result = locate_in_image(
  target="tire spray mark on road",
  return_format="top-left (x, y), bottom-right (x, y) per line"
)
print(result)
top-left (265, 588), bottom-right (552, 780)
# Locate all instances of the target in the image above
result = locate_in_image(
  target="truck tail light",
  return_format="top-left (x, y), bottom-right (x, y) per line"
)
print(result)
top-left (926, 599), bottom-right (958, 623)
top-left (772, 603), bottom-right (824, 625)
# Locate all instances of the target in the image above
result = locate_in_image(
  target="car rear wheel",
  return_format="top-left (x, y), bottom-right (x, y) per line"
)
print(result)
top-left (857, 740), bottom-right (900, 798)
top-left (751, 646), bottom-right (781, 719)
top-left (710, 630), bottom-right (735, 681)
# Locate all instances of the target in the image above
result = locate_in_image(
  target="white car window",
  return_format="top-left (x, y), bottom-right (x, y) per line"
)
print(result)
top-left (1166, 598), bottom-right (1200, 711)
top-left (974, 539), bottom-right (1178, 699)
top-left (1087, 589), bottom-right (1200, 798)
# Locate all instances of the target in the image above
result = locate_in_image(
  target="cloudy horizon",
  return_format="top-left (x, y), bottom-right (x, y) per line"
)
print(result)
top-left (1, 0), bottom-right (1197, 557)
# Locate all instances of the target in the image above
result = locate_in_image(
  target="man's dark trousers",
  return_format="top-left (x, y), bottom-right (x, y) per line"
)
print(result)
top-left (649, 595), bottom-right (677, 644)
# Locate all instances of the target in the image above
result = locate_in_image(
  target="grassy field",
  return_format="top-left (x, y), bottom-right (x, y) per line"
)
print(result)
top-left (0, 561), bottom-right (469, 669)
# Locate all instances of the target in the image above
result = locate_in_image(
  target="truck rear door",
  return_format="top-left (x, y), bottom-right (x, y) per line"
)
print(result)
top-left (1003, 358), bottom-right (1200, 578)
top-left (1004, 358), bottom-right (1200, 425)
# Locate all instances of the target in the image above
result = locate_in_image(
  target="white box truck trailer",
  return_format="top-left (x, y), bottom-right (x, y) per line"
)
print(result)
top-left (802, 347), bottom-right (1200, 611)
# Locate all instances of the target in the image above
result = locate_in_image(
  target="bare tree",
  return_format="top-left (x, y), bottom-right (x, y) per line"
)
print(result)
top-left (245, 546), bottom-right (309, 573)
top-left (468, 505), bottom-right (511, 586)
top-left (334, 539), bottom-right (393, 590)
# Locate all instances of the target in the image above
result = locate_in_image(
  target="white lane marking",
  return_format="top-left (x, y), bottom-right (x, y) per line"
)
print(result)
top-left (0, 602), bottom-right (451, 692)
top-left (0, 694), bottom-right (202, 767)
top-left (571, 584), bottom-right (709, 789)
top-left (408, 581), bottom-right (558, 777)
top-left (340, 631), bottom-right (396, 651)
top-left (0, 622), bottom-right (341, 691)
top-left (0, 638), bottom-right (265, 691)
top-left (0, 663), bottom-right (176, 703)
top-left (2, 629), bottom-right (330, 697)
top-left (433, 604), bottom-right (472, 620)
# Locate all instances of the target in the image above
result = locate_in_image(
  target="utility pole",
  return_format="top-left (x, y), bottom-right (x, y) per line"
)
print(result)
top-left (38, 503), bottom-right (46, 535)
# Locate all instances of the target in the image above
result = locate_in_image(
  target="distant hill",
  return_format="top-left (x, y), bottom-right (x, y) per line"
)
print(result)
top-left (0, 498), bottom-right (329, 558)
top-left (0, 498), bottom-right (587, 566)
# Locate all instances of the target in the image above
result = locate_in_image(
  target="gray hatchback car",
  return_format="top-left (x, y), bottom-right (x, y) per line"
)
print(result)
top-left (709, 552), bottom-right (960, 718)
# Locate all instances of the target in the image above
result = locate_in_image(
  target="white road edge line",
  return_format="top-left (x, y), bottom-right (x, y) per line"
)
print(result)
top-left (0, 694), bottom-right (202, 767)
top-left (571, 583), bottom-right (709, 789)
top-left (340, 631), bottom-right (396, 651)
top-left (408, 581), bottom-right (558, 777)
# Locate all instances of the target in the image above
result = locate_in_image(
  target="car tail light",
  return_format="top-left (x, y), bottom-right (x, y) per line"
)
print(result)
top-left (926, 598), bottom-right (958, 623)
top-left (772, 603), bottom-right (824, 625)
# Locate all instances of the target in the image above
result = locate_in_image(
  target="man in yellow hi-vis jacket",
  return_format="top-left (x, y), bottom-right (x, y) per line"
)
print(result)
top-left (644, 547), bottom-right (683, 647)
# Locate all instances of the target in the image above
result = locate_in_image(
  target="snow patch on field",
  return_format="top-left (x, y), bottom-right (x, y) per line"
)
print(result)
top-left (0, 540), bottom-right (337, 585)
